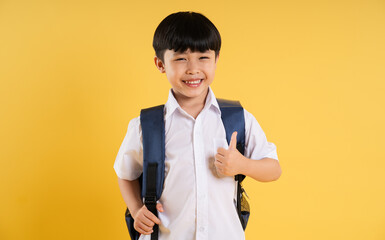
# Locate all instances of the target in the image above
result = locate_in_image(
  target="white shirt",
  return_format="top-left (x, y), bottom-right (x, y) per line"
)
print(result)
top-left (114, 88), bottom-right (278, 240)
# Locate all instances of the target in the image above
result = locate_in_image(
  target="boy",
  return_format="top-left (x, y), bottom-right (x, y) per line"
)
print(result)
top-left (114, 11), bottom-right (281, 240)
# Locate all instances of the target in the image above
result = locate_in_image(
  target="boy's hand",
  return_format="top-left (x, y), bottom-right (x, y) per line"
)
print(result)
top-left (133, 203), bottom-right (164, 235)
top-left (215, 131), bottom-right (245, 176)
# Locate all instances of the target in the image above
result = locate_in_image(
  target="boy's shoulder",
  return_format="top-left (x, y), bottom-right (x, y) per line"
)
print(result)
top-left (127, 116), bottom-right (141, 127)
top-left (124, 116), bottom-right (141, 137)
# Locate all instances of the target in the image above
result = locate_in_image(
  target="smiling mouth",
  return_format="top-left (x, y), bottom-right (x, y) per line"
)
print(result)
top-left (183, 79), bottom-right (202, 84)
top-left (182, 79), bottom-right (203, 88)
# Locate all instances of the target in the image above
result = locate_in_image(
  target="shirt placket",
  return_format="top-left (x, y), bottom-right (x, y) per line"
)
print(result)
top-left (193, 115), bottom-right (209, 240)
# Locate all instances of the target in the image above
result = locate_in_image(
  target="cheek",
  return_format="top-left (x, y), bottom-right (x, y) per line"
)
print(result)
top-left (206, 66), bottom-right (216, 78)
top-left (165, 72), bottom-right (176, 83)
top-left (166, 64), bottom-right (183, 76)
top-left (164, 65), bottom-right (174, 77)
top-left (165, 68), bottom-right (181, 84)
top-left (204, 61), bottom-right (217, 71)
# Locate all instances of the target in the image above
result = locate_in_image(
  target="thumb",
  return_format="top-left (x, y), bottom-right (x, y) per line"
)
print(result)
top-left (156, 202), bottom-right (164, 212)
top-left (229, 131), bottom-right (237, 150)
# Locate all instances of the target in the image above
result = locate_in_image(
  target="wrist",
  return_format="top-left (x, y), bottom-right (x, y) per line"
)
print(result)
top-left (238, 155), bottom-right (250, 176)
top-left (130, 202), bottom-right (144, 219)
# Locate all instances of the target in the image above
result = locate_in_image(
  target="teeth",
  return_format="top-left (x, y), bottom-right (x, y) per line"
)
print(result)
top-left (185, 80), bottom-right (201, 84)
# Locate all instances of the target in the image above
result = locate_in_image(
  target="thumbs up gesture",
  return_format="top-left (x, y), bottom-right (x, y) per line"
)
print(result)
top-left (214, 131), bottom-right (245, 177)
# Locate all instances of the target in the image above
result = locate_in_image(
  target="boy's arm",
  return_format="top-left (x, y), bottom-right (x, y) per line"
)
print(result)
top-left (117, 178), bottom-right (143, 216)
top-left (117, 178), bottom-right (163, 235)
top-left (214, 132), bottom-right (282, 182)
top-left (236, 157), bottom-right (281, 182)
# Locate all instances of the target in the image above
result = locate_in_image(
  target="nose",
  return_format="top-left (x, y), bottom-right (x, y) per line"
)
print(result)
top-left (186, 59), bottom-right (200, 75)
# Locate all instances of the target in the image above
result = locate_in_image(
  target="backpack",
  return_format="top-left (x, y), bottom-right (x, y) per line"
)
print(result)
top-left (124, 99), bottom-right (250, 240)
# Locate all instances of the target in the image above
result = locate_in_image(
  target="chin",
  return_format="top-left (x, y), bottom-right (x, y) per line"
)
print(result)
top-left (184, 87), bottom-right (209, 98)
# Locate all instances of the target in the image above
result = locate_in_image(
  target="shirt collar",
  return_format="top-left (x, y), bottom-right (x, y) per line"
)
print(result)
top-left (164, 87), bottom-right (221, 120)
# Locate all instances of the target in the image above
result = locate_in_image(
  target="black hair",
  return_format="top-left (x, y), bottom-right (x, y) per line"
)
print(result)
top-left (153, 11), bottom-right (221, 62)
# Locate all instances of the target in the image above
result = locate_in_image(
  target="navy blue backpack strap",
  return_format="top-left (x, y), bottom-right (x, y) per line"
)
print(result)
top-left (217, 98), bottom-right (249, 230)
top-left (125, 105), bottom-right (165, 240)
top-left (140, 105), bottom-right (165, 200)
top-left (140, 104), bottom-right (165, 240)
top-left (217, 98), bottom-right (246, 160)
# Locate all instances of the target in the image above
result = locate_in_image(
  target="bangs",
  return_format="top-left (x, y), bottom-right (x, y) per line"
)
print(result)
top-left (165, 15), bottom-right (220, 53)
top-left (153, 12), bottom-right (221, 61)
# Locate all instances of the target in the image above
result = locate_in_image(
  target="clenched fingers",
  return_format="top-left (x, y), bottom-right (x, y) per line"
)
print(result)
top-left (133, 206), bottom-right (161, 235)
top-left (215, 153), bottom-right (225, 164)
top-left (136, 223), bottom-right (153, 235)
top-left (217, 147), bottom-right (227, 155)
top-left (145, 209), bottom-right (161, 225)
top-left (140, 213), bottom-right (156, 227)
top-left (135, 213), bottom-right (159, 235)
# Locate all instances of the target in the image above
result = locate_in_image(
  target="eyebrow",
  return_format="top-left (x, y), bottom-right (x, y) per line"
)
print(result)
top-left (172, 50), bottom-right (211, 56)
top-left (172, 52), bottom-right (185, 56)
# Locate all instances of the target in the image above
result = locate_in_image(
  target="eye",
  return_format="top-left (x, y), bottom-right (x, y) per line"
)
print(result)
top-left (200, 56), bottom-right (210, 60)
top-left (175, 58), bottom-right (186, 61)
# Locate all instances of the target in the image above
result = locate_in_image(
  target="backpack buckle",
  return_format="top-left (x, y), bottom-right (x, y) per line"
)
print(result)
top-left (144, 196), bottom-right (157, 206)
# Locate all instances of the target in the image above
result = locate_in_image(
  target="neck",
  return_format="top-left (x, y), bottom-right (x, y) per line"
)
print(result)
top-left (172, 89), bottom-right (209, 119)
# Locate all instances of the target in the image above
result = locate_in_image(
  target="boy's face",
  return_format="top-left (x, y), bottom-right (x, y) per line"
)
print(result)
top-left (155, 49), bottom-right (218, 102)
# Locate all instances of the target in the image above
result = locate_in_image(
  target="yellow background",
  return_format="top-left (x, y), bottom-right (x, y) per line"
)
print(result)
top-left (1, 0), bottom-right (384, 239)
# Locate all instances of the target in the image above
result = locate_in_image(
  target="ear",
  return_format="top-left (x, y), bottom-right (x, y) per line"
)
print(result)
top-left (154, 56), bottom-right (166, 73)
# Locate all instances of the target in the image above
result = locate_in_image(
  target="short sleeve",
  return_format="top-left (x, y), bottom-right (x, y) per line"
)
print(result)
top-left (244, 109), bottom-right (279, 161)
top-left (113, 117), bottom-right (143, 180)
